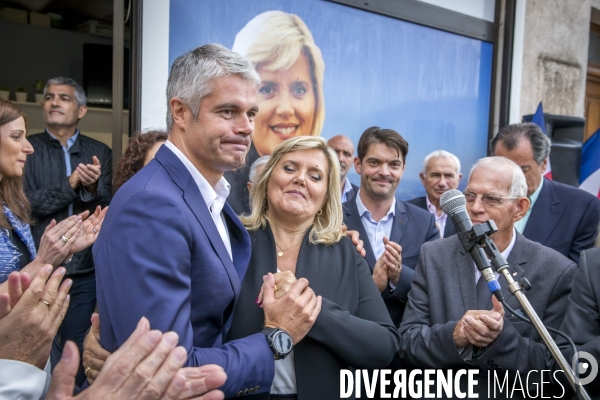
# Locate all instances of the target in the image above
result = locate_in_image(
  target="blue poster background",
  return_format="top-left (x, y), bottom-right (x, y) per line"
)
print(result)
top-left (169, 0), bottom-right (493, 199)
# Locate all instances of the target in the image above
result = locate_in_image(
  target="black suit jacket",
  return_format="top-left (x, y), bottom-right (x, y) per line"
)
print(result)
top-left (557, 247), bottom-right (600, 396)
top-left (343, 195), bottom-right (440, 327)
top-left (523, 178), bottom-right (600, 264)
top-left (407, 196), bottom-right (457, 238)
top-left (226, 224), bottom-right (400, 400)
top-left (224, 143), bottom-right (260, 215)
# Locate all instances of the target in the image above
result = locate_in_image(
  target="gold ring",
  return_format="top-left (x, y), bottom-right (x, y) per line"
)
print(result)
top-left (61, 235), bottom-right (69, 243)
top-left (41, 300), bottom-right (51, 308)
top-left (85, 366), bottom-right (91, 377)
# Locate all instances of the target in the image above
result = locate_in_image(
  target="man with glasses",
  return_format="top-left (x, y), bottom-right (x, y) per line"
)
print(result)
top-left (491, 122), bottom-right (600, 264)
top-left (399, 156), bottom-right (576, 397)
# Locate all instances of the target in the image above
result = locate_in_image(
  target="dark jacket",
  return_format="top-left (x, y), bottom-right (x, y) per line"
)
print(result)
top-left (227, 224), bottom-right (400, 400)
top-left (24, 131), bottom-right (112, 275)
top-left (224, 143), bottom-right (260, 215)
top-left (407, 195), bottom-right (457, 238)
top-left (343, 195), bottom-right (440, 327)
top-left (522, 178), bottom-right (600, 264)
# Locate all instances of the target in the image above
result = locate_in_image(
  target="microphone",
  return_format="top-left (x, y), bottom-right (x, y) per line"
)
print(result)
top-left (440, 189), bottom-right (503, 301)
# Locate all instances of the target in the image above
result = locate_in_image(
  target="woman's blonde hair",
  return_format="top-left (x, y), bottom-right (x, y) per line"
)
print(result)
top-left (241, 136), bottom-right (344, 245)
top-left (233, 11), bottom-right (325, 138)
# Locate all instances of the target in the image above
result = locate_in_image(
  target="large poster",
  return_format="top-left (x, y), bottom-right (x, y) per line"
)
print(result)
top-left (169, 0), bottom-right (493, 211)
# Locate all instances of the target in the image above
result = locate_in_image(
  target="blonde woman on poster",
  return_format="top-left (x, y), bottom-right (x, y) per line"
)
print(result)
top-left (226, 11), bottom-right (326, 214)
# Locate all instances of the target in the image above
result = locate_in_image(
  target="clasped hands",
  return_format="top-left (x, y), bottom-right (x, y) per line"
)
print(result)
top-left (258, 271), bottom-right (322, 346)
top-left (453, 296), bottom-right (505, 349)
top-left (372, 237), bottom-right (402, 292)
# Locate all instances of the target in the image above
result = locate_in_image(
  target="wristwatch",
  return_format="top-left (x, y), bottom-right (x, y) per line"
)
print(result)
top-left (261, 327), bottom-right (293, 359)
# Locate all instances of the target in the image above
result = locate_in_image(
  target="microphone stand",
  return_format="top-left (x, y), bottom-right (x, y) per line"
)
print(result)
top-left (461, 221), bottom-right (591, 400)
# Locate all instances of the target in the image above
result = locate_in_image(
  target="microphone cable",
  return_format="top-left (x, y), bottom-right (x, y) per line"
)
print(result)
top-left (500, 300), bottom-right (585, 400)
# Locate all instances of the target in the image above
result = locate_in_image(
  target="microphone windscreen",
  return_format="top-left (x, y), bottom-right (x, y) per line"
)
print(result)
top-left (440, 189), bottom-right (466, 216)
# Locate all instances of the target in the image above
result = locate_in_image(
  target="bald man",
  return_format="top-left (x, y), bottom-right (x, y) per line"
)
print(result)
top-left (328, 135), bottom-right (359, 202)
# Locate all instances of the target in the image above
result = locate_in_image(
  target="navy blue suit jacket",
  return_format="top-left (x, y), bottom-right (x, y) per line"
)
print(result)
top-left (343, 194), bottom-right (439, 326)
top-left (523, 178), bottom-right (600, 264)
top-left (93, 146), bottom-right (274, 397)
top-left (407, 196), bottom-right (457, 238)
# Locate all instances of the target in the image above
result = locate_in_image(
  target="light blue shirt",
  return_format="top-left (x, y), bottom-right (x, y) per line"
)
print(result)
top-left (514, 176), bottom-right (543, 233)
top-left (355, 191), bottom-right (396, 262)
top-left (340, 177), bottom-right (354, 203)
top-left (46, 129), bottom-right (79, 216)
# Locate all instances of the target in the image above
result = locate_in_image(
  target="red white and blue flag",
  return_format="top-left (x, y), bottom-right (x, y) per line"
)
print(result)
top-left (580, 128), bottom-right (600, 198)
top-left (530, 102), bottom-right (553, 179)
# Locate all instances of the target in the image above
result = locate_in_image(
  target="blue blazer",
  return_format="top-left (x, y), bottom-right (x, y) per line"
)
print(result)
top-left (523, 178), bottom-right (600, 264)
top-left (407, 196), bottom-right (457, 238)
top-left (342, 194), bottom-right (439, 327)
top-left (93, 146), bottom-right (274, 397)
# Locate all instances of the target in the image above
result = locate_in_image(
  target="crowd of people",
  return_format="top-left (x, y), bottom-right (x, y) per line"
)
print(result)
top-left (1, 40), bottom-right (600, 400)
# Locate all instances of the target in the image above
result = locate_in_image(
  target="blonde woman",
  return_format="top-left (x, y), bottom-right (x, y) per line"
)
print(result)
top-left (228, 136), bottom-right (398, 400)
top-left (226, 11), bottom-right (326, 214)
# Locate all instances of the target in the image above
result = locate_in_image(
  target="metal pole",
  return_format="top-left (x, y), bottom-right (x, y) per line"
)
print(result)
top-left (130, 0), bottom-right (143, 134)
top-left (498, 268), bottom-right (591, 399)
top-left (112, 0), bottom-right (125, 180)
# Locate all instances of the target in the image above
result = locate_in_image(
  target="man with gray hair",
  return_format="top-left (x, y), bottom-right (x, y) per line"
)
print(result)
top-left (24, 76), bottom-right (112, 385)
top-left (491, 122), bottom-right (600, 263)
top-left (400, 156), bottom-right (575, 397)
top-left (94, 44), bottom-right (320, 398)
top-left (408, 150), bottom-right (462, 238)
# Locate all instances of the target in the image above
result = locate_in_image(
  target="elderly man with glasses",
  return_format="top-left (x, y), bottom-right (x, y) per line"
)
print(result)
top-left (398, 156), bottom-right (576, 398)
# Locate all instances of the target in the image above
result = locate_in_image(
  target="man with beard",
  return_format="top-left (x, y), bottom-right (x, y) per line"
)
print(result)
top-left (93, 44), bottom-right (320, 398)
top-left (343, 127), bottom-right (439, 328)
top-left (328, 135), bottom-right (359, 202)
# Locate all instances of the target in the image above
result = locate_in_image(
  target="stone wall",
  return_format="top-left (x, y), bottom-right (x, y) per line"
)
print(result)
top-left (519, 0), bottom-right (591, 117)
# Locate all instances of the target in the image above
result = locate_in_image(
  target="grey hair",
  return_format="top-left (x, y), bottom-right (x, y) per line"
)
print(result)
top-left (469, 157), bottom-right (527, 198)
top-left (490, 123), bottom-right (551, 165)
top-left (249, 155), bottom-right (270, 183)
top-left (44, 77), bottom-right (87, 106)
top-left (166, 43), bottom-right (260, 132)
top-left (422, 150), bottom-right (461, 174)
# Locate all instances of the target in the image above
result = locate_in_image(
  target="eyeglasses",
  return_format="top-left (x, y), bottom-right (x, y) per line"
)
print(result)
top-left (463, 191), bottom-right (519, 207)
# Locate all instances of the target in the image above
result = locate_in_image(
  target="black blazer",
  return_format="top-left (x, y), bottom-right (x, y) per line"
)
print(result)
top-left (343, 195), bottom-right (439, 327)
top-left (522, 178), bottom-right (600, 264)
top-left (224, 143), bottom-right (260, 215)
top-left (557, 247), bottom-right (600, 396)
top-left (226, 224), bottom-right (400, 400)
top-left (407, 196), bottom-right (457, 238)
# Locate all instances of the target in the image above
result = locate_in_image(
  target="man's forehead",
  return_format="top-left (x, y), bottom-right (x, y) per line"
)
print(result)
top-left (427, 157), bottom-right (456, 171)
top-left (366, 143), bottom-right (401, 160)
top-left (467, 167), bottom-right (510, 192)
top-left (329, 136), bottom-right (354, 150)
top-left (46, 85), bottom-right (74, 96)
top-left (203, 77), bottom-right (258, 109)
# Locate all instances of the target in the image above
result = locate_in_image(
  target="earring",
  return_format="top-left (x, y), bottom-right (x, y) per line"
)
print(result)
top-left (317, 209), bottom-right (323, 216)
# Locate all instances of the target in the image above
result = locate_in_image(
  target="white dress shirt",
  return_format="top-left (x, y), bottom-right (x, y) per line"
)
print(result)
top-left (341, 177), bottom-right (354, 203)
top-left (426, 195), bottom-right (448, 237)
top-left (165, 140), bottom-right (232, 260)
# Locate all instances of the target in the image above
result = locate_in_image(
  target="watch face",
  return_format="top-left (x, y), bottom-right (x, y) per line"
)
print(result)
top-left (273, 331), bottom-right (293, 354)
